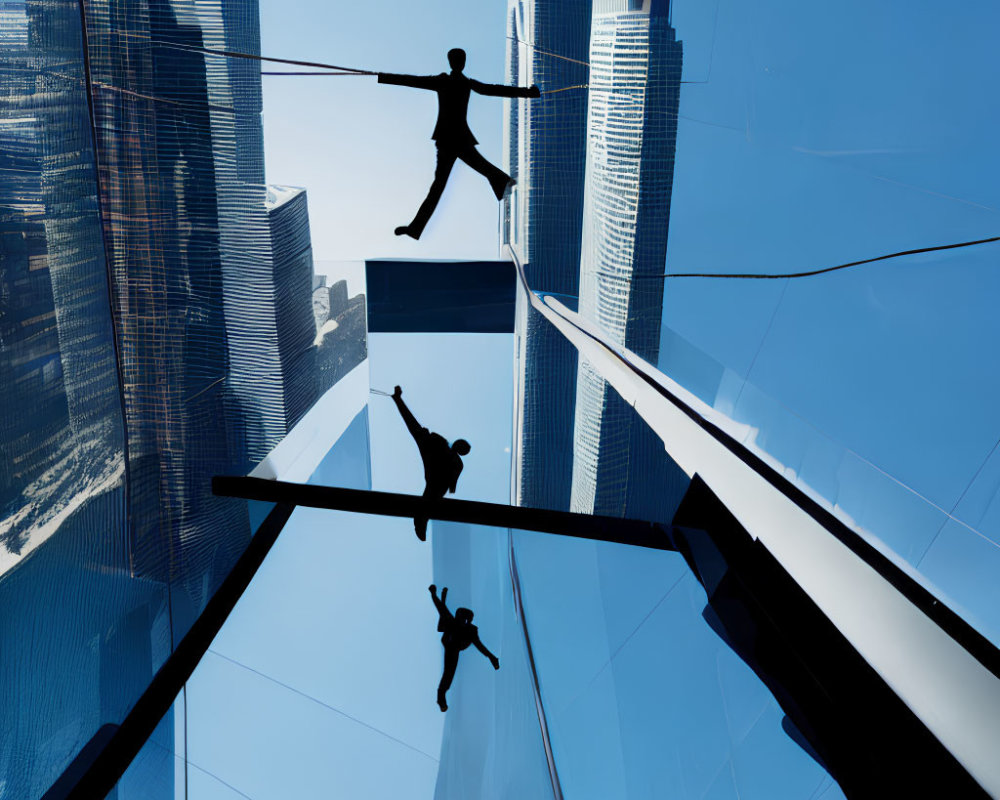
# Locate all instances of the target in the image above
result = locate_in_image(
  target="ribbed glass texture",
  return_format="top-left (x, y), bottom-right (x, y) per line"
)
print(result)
top-left (505, 0), bottom-right (686, 525)
top-left (268, 185), bottom-right (318, 433)
top-left (577, 0), bottom-right (680, 354)
top-left (511, 301), bottom-right (578, 513)
top-left (0, 0), bottom-right (125, 571)
top-left (0, 1), bottom-right (141, 794)
top-left (570, 0), bottom-right (683, 522)
top-left (504, 0), bottom-right (590, 515)
top-left (504, 0), bottom-right (590, 297)
top-left (0, 0), bottom-right (323, 793)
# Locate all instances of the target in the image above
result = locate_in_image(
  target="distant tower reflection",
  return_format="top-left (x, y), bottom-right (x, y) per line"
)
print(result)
top-left (505, 0), bottom-right (592, 514)
top-left (570, 0), bottom-right (686, 522)
top-left (505, 0), bottom-right (687, 523)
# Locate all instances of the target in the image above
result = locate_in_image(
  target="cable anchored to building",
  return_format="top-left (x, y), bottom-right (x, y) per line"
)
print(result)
top-left (507, 35), bottom-right (591, 68)
top-left (507, 34), bottom-right (706, 84)
top-left (541, 83), bottom-right (589, 95)
top-left (260, 70), bottom-right (375, 76)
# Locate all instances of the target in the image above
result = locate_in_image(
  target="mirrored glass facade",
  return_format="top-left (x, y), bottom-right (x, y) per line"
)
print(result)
top-left (499, 0), bottom-right (1000, 797)
top-left (0, 0), bottom-right (330, 792)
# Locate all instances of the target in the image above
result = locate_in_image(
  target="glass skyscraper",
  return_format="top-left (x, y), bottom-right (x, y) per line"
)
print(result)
top-left (0, 0), bottom-right (321, 793)
top-left (504, 0), bottom-right (592, 515)
top-left (268, 185), bottom-right (319, 434)
top-left (570, 0), bottom-right (685, 523)
top-left (1, 1), bottom-right (134, 793)
top-left (505, 0), bottom-right (686, 523)
top-left (0, 0), bottom-right (125, 576)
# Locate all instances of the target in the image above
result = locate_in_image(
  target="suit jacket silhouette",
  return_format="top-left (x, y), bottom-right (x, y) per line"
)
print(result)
top-left (378, 72), bottom-right (536, 149)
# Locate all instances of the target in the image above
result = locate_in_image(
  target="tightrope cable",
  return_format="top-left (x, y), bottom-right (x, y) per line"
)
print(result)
top-left (261, 71), bottom-right (371, 76)
top-left (641, 234), bottom-right (1000, 280)
top-left (107, 32), bottom-right (610, 91)
top-left (112, 33), bottom-right (376, 74)
top-left (177, 43), bottom-right (376, 74)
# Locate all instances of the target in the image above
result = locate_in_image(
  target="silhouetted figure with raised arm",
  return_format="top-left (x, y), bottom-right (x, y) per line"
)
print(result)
top-left (378, 48), bottom-right (540, 239)
top-left (392, 385), bottom-right (470, 541)
top-left (429, 585), bottom-right (499, 712)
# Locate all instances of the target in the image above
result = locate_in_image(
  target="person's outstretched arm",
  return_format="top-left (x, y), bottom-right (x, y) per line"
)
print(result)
top-left (429, 585), bottom-right (451, 619)
top-left (473, 634), bottom-right (500, 670)
top-left (378, 73), bottom-right (441, 91)
top-left (393, 386), bottom-right (426, 444)
top-left (470, 81), bottom-right (540, 99)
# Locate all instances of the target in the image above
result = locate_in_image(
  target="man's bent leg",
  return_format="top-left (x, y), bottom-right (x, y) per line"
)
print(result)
top-left (437, 649), bottom-right (459, 711)
top-left (404, 147), bottom-right (458, 239)
top-left (458, 146), bottom-right (512, 200)
top-left (414, 484), bottom-right (447, 542)
top-left (413, 486), bottom-right (432, 542)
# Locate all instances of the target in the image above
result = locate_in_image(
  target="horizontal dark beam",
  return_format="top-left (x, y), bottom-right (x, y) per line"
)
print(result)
top-left (212, 476), bottom-right (676, 551)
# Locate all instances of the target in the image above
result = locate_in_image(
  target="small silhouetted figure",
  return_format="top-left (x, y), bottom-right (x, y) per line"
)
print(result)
top-left (378, 48), bottom-right (541, 240)
top-left (429, 585), bottom-right (499, 712)
top-left (392, 385), bottom-right (470, 541)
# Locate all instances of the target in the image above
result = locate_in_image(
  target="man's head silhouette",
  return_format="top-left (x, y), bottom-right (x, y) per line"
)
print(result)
top-left (456, 608), bottom-right (474, 624)
top-left (447, 48), bottom-right (466, 72)
top-left (452, 438), bottom-right (471, 456)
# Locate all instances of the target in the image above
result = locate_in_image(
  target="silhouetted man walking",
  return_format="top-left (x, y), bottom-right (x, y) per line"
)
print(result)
top-left (392, 385), bottom-right (470, 541)
top-left (378, 48), bottom-right (540, 239)
top-left (429, 585), bottom-right (499, 712)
